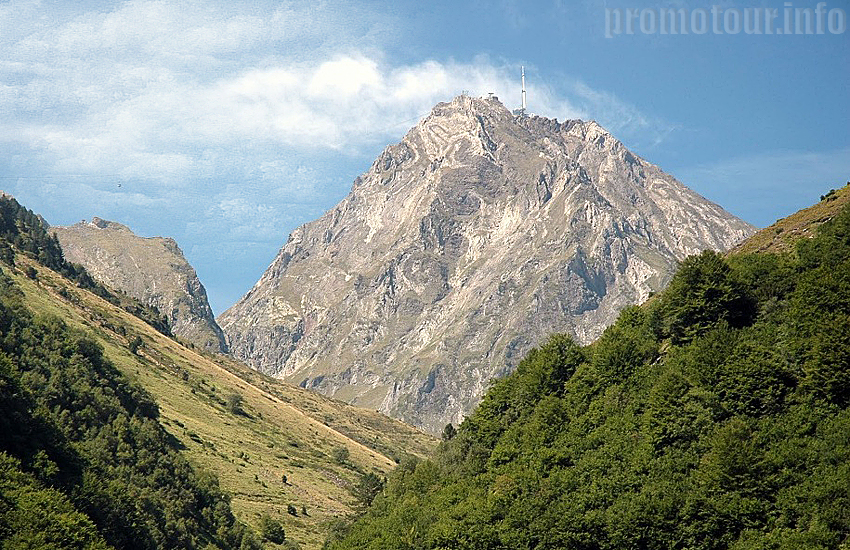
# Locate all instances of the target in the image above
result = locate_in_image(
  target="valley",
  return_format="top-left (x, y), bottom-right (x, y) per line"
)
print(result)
top-left (6, 240), bottom-right (435, 549)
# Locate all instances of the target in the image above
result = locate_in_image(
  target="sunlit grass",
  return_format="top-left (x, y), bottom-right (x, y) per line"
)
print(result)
top-left (15, 258), bottom-right (437, 549)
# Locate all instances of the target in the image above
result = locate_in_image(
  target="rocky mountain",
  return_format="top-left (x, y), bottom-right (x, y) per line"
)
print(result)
top-left (219, 95), bottom-right (755, 433)
top-left (53, 217), bottom-right (228, 352)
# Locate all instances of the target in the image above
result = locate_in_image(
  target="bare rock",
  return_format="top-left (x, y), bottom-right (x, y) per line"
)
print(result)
top-left (53, 219), bottom-right (227, 353)
top-left (218, 95), bottom-right (754, 433)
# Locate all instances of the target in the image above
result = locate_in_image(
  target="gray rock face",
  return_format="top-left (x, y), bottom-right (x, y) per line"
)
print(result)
top-left (54, 218), bottom-right (228, 353)
top-left (218, 95), bottom-right (755, 433)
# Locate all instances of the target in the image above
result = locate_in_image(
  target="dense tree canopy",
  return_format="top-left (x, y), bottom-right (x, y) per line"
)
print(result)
top-left (326, 204), bottom-right (850, 550)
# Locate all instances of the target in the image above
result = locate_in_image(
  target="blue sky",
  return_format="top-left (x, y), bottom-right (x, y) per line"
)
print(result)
top-left (2, 0), bottom-right (848, 313)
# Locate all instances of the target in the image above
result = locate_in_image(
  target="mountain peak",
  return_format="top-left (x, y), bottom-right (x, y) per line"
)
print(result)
top-left (53, 220), bottom-right (228, 353)
top-left (220, 98), bottom-right (755, 433)
top-left (418, 93), bottom-right (579, 140)
top-left (429, 93), bottom-right (511, 118)
top-left (424, 94), bottom-right (610, 141)
top-left (87, 216), bottom-right (130, 231)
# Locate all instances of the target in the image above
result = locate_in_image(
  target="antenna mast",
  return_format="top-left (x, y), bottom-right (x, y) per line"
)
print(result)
top-left (513, 66), bottom-right (528, 117)
top-left (521, 66), bottom-right (527, 111)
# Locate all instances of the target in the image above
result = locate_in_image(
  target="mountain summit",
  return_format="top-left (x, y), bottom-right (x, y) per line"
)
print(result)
top-left (219, 95), bottom-right (754, 432)
top-left (54, 218), bottom-right (228, 352)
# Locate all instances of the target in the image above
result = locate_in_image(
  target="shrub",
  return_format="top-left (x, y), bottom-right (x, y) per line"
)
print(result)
top-left (441, 423), bottom-right (456, 441)
top-left (226, 393), bottom-right (244, 415)
top-left (353, 472), bottom-right (385, 507)
top-left (258, 513), bottom-right (286, 544)
top-left (331, 446), bottom-right (349, 464)
top-left (129, 335), bottom-right (143, 354)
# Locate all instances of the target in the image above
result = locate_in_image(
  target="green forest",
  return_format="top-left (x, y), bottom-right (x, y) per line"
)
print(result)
top-left (0, 267), bottom-right (264, 549)
top-left (326, 203), bottom-right (850, 549)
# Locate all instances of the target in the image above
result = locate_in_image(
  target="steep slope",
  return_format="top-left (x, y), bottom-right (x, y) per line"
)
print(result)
top-left (53, 218), bottom-right (228, 352)
top-left (730, 182), bottom-right (850, 255)
top-left (220, 95), bottom-right (755, 433)
top-left (2, 200), bottom-right (436, 549)
top-left (326, 194), bottom-right (850, 550)
top-left (0, 201), bottom-right (257, 549)
top-left (0, 267), bottom-right (256, 550)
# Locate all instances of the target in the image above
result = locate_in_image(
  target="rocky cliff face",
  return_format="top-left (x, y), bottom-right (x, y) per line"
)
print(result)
top-left (54, 218), bottom-right (228, 352)
top-left (219, 95), bottom-right (755, 433)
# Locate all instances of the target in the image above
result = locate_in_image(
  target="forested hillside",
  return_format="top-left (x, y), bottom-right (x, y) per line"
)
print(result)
top-left (327, 192), bottom-right (850, 549)
top-left (0, 267), bottom-right (260, 549)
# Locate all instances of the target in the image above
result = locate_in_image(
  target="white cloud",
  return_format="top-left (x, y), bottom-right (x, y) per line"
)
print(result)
top-left (0, 0), bottom-right (664, 184)
top-left (1, 0), bottom-right (681, 311)
top-left (308, 57), bottom-right (382, 97)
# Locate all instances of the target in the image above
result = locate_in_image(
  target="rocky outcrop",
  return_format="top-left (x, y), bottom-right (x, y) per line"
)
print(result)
top-left (54, 218), bottom-right (227, 352)
top-left (219, 95), bottom-right (755, 433)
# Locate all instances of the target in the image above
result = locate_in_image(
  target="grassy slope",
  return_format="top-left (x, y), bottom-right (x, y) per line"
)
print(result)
top-left (15, 257), bottom-right (436, 550)
top-left (731, 182), bottom-right (850, 255)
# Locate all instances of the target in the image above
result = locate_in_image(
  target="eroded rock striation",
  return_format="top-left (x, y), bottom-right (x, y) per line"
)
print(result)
top-left (219, 95), bottom-right (755, 433)
top-left (54, 218), bottom-right (227, 352)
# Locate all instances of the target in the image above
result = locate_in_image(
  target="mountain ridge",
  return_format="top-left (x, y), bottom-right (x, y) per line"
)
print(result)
top-left (730, 182), bottom-right (850, 255)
